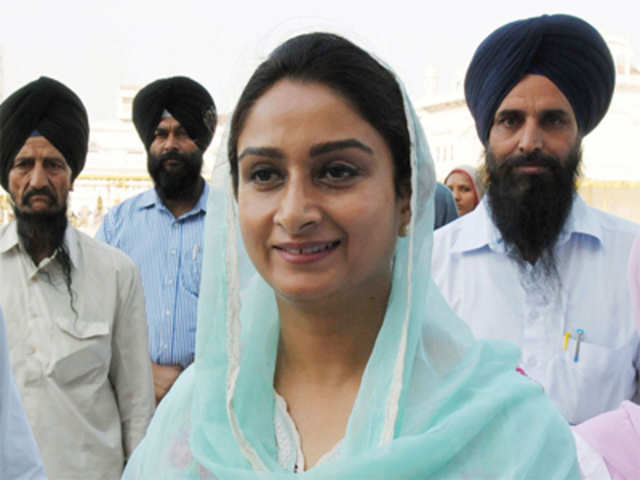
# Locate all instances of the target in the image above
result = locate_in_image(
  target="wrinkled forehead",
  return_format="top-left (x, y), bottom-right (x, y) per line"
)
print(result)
top-left (14, 135), bottom-right (66, 162)
top-left (495, 74), bottom-right (577, 120)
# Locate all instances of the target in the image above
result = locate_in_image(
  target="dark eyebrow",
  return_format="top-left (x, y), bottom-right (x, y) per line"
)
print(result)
top-left (44, 156), bottom-right (65, 163)
top-left (309, 138), bottom-right (373, 157)
top-left (494, 109), bottom-right (523, 120)
top-left (237, 146), bottom-right (284, 161)
top-left (541, 109), bottom-right (572, 119)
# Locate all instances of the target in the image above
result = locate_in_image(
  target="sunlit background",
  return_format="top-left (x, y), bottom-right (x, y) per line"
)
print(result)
top-left (1, 0), bottom-right (639, 232)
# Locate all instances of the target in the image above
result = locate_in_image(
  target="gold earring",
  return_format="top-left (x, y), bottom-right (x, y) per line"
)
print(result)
top-left (399, 223), bottom-right (409, 237)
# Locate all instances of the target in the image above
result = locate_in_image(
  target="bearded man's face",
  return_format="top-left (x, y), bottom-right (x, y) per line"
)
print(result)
top-left (147, 115), bottom-right (204, 200)
top-left (485, 74), bottom-right (582, 271)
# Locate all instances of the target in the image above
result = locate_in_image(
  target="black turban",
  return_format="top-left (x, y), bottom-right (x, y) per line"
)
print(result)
top-left (0, 76), bottom-right (89, 191)
top-left (132, 76), bottom-right (217, 152)
top-left (465, 14), bottom-right (615, 144)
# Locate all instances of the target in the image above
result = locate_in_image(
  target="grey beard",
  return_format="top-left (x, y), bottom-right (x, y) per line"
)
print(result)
top-left (13, 205), bottom-right (76, 314)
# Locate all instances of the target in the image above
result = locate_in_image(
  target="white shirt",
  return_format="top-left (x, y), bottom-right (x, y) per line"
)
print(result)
top-left (433, 196), bottom-right (640, 424)
top-left (0, 222), bottom-right (155, 480)
top-left (0, 308), bottom-right (46, 480)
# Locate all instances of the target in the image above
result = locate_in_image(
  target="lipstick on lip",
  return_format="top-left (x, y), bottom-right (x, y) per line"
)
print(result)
top-left (273, 240), bottom-right (341, 264)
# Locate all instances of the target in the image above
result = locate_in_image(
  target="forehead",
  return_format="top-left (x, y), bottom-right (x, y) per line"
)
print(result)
top-left (15, 136), bottom-right (65, 160)
top-left (156, 115), bottom-right (183, 130)
top-left (239, 79), bottom-right (371, 144)
top-left (496, 74), bottom-right (576, 118)
top-left (446, 172), bottom-right (472, 186)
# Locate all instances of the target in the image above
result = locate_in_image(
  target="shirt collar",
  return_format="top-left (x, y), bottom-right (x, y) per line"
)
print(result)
top-left (137, 182), bottom-right (210, 218)
top-left (557, 195), bottom-right (603, 246)
top-left (450, 198), bottom-right (497, 253)
top-left (451, 194), bottom-right (602, 254)
top-left (0, 221), bottom-right (80, 269)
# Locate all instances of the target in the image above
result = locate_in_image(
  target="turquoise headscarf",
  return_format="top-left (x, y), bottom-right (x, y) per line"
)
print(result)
top-left (123, 33), bottom-right (579, 479)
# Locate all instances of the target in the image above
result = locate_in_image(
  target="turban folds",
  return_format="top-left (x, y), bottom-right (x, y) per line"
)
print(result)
top-left (465, 14), bottom-right (615, 144)
top-left (132, 76), bottom-right (217, 152)
top-left (0, 77), bottom-right (88, 190)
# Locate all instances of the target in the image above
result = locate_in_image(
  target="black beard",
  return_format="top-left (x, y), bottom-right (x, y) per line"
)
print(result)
top-left (486, 146), bottom-right (581, 275)
top-left (13, 203), bottom-right (76, 313)
top-left (147, 149), bottom-right (203, 201)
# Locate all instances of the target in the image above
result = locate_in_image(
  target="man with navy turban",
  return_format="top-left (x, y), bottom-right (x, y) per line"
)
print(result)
top-left (0, 77), bottom-right (155, 478)
top-left (433, 15), bottom-right (640, 425)
top-left (97, 76), bottom-right (217, 404)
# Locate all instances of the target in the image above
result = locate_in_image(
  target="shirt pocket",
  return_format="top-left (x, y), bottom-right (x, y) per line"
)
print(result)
top-left (180, 244), bottom-right (202, 297)
top-left (48, 316), bottom-right (111, 385)
top-left (562, 338), bottom-right (637, 421)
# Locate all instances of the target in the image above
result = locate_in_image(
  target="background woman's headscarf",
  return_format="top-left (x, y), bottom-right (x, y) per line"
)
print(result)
top-left (123, 33), bottom-right (579, 479)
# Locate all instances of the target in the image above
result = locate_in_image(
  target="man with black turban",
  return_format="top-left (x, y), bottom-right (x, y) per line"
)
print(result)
top-left (97, 76), bottom-right (217, 404)
top-left (0, 77), bottom-right (155, 479)
top-left (433, 15), bottom-right (640, 425)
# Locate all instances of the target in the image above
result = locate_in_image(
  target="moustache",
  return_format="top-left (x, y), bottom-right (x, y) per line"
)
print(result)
top-left (158, 151), bottom-right (194, 164)
top-left (499, 152), bottom-right (562, 172)
top-left (22, 187), bottom-right (56, 205)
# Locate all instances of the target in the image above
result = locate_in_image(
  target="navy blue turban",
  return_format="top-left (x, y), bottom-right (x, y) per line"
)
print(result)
top-left (0, 76), bottom-right (88, 191)
top-left (132, 76), bottom-right (217, 152)
top-left (465, 14), bottom-right (615, 144)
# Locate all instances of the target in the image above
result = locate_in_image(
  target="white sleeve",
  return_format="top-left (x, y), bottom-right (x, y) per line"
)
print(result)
top-left (572, 431), bottom-right (611, 480)
top-left (0, 309), bottom-right (47, 479)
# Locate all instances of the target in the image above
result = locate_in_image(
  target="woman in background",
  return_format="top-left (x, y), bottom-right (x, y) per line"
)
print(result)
top-left (444, 164), bottom-right (484, 216)
top-left (123, 32), bottom-right (579, 478)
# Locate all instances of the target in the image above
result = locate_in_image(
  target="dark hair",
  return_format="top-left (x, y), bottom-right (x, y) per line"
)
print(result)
top-left (228, 32), bottom-right (410, 195)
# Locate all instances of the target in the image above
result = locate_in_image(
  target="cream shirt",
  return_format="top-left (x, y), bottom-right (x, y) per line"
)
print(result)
top-left (0, 222), bottom-right (155, 480)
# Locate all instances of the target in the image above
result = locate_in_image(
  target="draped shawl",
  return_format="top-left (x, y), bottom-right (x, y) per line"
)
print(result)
top-left (123, 47), bottom-right (579, 480)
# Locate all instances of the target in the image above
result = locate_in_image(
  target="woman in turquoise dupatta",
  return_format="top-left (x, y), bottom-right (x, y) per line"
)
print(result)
top-left (123, 33), bottom-right (579, 479)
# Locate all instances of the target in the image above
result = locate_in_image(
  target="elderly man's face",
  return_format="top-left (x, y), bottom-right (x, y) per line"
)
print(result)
top-left (488, 74), bottom-right (579, 171)
top-left (8, 136), bottom-right (72, 215)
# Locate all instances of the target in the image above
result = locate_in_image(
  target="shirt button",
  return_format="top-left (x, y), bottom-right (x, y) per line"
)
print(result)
top-left (170, 249), bottom-right (176, 255)
top-left (167, 279), bottom-right (174, 285)
top-left (165, 310), bottom-right (171, 316)
top-left (525, 355), bottom-right (537, 367)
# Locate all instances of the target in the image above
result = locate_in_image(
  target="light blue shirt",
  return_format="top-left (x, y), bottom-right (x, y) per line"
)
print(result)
top-left (0, 308), bottom-right (46, 480)
top-left (96, 184), bottom-right (208, 367)
top-left (433, 195), bottom-right (640, 424)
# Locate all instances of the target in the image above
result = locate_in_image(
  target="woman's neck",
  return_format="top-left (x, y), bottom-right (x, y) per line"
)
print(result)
top-left (274, 281), bottom-right (390, 388)
top-left (272, 282), bottom-right (391, 469)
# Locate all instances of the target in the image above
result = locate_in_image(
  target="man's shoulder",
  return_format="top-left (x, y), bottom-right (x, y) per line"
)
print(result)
top-left (434, 206), bottom-right (490, 252)
top-left (104, 189), bottom-right (156, 221)
top-left (74, 227), bottom-right (139, 273)
top-left (582, 203), bottom-right (640, 237)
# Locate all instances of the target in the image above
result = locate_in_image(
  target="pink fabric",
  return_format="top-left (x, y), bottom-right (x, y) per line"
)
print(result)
top-left (574, 401), bottom-right (640, 480)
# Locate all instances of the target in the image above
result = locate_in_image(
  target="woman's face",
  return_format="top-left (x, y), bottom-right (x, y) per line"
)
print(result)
top-left (446, 172), bottom-right (477, 216)
top-left (236, 79), bottom-right (410, 304)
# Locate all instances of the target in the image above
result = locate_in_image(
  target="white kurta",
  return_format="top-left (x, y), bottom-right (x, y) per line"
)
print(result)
top-left (433, 196), bottom-right (640, 424)
top-left (0, 223), bottom-right (155, 480)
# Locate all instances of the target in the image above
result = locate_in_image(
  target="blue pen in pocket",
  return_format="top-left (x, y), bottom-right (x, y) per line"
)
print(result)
top-left (574, 329), bottom-right (584, 362)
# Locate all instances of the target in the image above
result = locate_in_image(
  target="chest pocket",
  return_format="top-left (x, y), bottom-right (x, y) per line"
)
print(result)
top-left (562, 337), bottom-right (638, 422)
top-left (48, 316), bottom-right (111, 385)
top-left (181, 244), bottom-right (202, 297)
